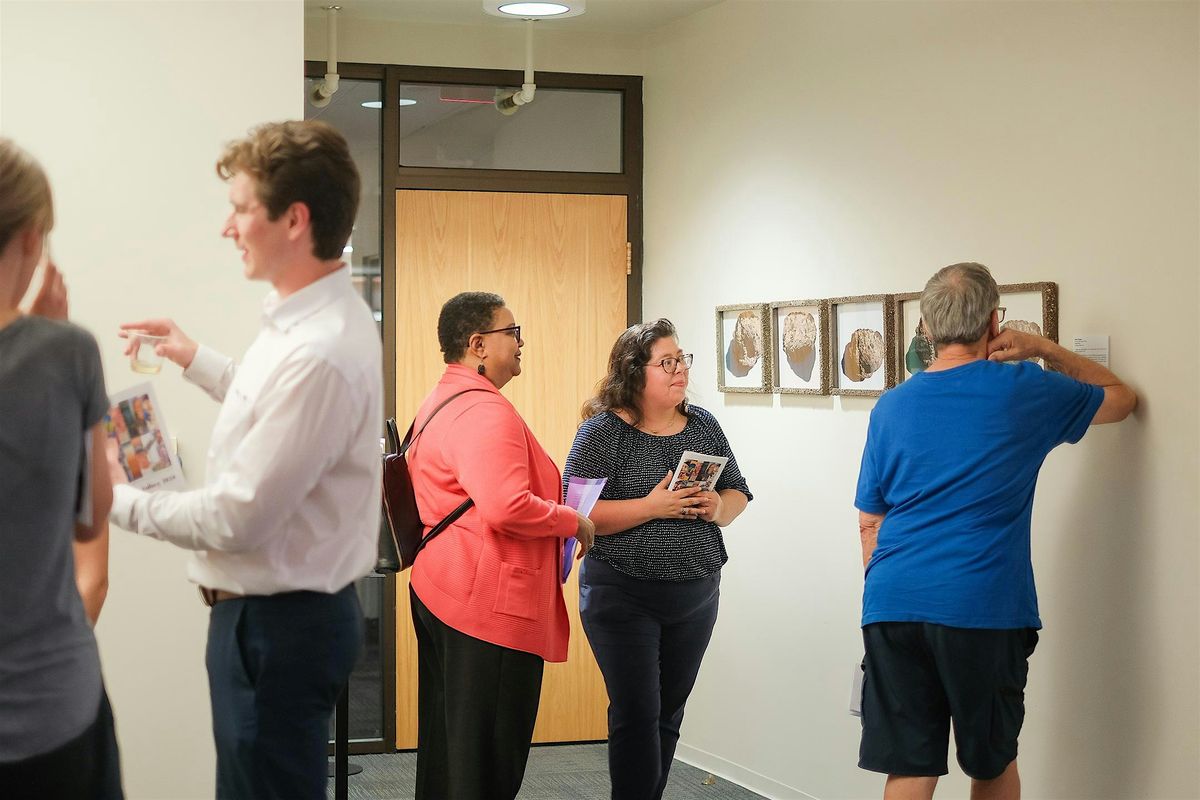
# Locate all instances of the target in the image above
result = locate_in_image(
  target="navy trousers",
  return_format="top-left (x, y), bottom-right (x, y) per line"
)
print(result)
top-left (579, 557), bottom-right (720, 800)
top-left (205, 584), bottom-right (363, 800)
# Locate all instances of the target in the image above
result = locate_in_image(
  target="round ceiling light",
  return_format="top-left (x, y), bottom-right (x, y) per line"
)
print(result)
top-left (483, 1), bottom-right (585, 20)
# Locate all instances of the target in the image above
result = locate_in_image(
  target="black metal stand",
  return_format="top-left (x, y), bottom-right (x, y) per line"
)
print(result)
top-left (329, 683), bottom-right (363, 799)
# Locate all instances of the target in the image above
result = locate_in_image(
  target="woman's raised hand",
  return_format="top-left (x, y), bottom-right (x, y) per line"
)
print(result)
top-left (644, 471), bottom-right (703, 520)
top-left (118, 318), bottom-right (199, 369)
top-left (27, 261), bottom-right (68, 320)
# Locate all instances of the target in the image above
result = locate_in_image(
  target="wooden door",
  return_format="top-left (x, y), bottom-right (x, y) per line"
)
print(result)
top-left (393, 189), bottom-right (628, 747)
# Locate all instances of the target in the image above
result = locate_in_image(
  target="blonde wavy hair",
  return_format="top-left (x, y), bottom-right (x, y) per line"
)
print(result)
top-left (0, 138), bottom-right (54, 254)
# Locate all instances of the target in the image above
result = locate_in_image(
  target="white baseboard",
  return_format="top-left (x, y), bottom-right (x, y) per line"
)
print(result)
top-left (674, 743), bottom-right (820, 800)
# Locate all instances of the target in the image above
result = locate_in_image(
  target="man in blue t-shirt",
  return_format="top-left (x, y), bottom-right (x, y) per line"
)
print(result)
top-left (854, 263), bottom-right (1136, 800)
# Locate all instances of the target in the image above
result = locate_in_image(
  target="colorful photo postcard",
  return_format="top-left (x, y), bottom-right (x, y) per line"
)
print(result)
top-left (669, 450), bottom-right (729, 492)
top-left (104, 382), bottom-right (185, 492)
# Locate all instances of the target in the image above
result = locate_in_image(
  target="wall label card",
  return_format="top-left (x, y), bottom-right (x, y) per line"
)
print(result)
top-left (1072, 335), bottom-right (1110, 367)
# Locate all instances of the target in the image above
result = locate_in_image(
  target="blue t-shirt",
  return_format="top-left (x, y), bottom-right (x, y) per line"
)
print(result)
top-left (855, 360), bottom-right (1104, 630)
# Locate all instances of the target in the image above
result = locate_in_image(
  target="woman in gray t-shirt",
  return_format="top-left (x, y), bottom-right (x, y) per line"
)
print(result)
top-left (0, 137), bottom-right (122, 797)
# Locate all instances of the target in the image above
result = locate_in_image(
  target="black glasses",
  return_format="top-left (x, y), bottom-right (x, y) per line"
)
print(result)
top-left (996, 307), bottom-right (1006, 324)
top-left (645, 353), bottom-right (693, 373)
top-left (477, 324), bottom-right (521, 341)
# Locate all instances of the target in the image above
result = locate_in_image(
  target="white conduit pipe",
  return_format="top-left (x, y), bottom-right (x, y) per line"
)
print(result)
top-left (310, 6), bottom-right (340, 108)
top-left (496, 19), bottom-right (537, 114)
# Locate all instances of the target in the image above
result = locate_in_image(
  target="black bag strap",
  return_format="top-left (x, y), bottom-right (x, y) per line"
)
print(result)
top-left (414, 497), bottom-right (474, 560)
top-left (385, 418), bottom-right (401, 454)
top-left (392, 387), bottom-right (491, 558)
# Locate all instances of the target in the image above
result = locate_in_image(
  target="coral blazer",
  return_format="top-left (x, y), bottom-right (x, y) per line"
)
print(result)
top-left (408, 364), bottom-right (576, 662)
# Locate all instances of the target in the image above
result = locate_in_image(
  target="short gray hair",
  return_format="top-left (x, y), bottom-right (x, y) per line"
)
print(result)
top-left (920, 262), bottom-right (1000, 346)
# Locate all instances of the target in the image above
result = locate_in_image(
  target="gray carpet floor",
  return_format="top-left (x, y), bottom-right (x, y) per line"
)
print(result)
top-left (327, 743), bottom-right (766, 799)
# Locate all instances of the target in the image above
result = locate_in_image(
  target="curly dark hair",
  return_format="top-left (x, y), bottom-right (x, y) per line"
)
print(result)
top-left (581, 318), bottom-right (687, 426)
top-left (438, 291), bottom-right (506, 363)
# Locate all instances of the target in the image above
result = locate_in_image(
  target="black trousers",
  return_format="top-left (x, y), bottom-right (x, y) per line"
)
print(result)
top-left (411, 587), bottom-right (545, 800)
top-left (205, 584), bottom-right (363, 800)
top-left (0, 689), bottom-right (123, 800)
top-left (579, 556), bottom-right (721, 800)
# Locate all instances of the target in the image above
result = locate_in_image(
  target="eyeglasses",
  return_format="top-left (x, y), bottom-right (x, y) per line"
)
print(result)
top-left (645, 353), bottom-right (693, 373)
top-left (996, 307), bottom-right (1006, 324)
top-left (477, 324), bottom-right (522, 341)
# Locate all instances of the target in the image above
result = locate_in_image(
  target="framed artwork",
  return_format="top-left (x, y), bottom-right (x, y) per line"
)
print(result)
top-left (828, 294), bottom-right (895, 397)
top-left (892, 282), bottom-right (1059, 380)
top-left (997, 281), bottom-right (1058, 341)
top-left (892, 291), bottom-right (929, 384)
top-left (769, 299), bottom-right (829, 395)
top-left (716, 303), bottom-right (772, 393)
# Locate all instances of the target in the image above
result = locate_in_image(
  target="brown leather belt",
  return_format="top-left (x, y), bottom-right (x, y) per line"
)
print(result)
top-left (199, 586), bottom-right (245, 607)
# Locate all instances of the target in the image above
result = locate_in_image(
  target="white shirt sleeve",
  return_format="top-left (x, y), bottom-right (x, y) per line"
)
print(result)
top-left (110, 356), bottom-right (365, 552)
top-left (183, 344), bottom-right (236, 403)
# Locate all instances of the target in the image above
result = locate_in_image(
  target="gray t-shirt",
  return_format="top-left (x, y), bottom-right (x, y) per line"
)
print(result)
top-left (0, 316), bottom-right (108, 761)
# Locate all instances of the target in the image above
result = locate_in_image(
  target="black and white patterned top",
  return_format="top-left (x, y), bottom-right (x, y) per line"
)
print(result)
top-left (563, 406), bottom-right (752, 582)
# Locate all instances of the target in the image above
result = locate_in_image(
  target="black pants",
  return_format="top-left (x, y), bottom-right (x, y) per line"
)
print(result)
top-left (0, 688), bottom-right (123, 800)
top-left (410, 587), bottom-right (545, 800)
top-left (579, 557), bottom-right (720, 800)
top-left (205, 585), bottom-right (363, 800)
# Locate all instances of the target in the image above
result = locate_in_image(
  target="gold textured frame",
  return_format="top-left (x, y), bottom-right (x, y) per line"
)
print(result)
top-left (769, 299), bottom-right (830, 395)
top-left (827, 294), bottom-right (896, 398)
top-left (892, 282), bottom-right (1059, 382)
top-left (715, 303), bottom-right (773, 394)
top-left (891, 291), bottom-right (924, 385)
top-left (997, 282), bottom-right (1059, 342)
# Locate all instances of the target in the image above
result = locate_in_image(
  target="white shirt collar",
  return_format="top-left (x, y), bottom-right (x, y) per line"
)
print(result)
top-left (261, 265), bottom-right (351, 332)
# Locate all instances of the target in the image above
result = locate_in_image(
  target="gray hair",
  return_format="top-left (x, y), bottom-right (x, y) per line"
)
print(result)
top-left (919, 262), bottom-right (1000, 346)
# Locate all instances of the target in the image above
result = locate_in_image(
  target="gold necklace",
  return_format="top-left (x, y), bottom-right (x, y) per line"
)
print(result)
top-left (639, 411), bottom-right (680, 435)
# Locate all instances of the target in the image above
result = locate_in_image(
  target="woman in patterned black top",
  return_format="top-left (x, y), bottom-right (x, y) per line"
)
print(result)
top-left (564, 318), bottom-right (751, 800)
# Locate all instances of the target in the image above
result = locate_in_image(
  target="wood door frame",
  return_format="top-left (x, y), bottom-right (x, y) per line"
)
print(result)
top-left (304, 60), bottom-right (644, 754)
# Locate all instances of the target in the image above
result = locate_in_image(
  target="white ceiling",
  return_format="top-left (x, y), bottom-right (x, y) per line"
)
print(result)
top-left (303, 0), bottom-right (723, 34)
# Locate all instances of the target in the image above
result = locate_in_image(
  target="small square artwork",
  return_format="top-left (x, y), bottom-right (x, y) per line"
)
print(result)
top-left (770, 299), bottom-right (829, 395)
top-left (716, 303), bottom-right (772, 393)
top-left (893, 291), bottom-right (931, 384)
top-left (997, 283), bottom-right (1059, 366)
top-left (828, 295), bottom-right (895, 397)
top-left (892, 282), bottom-right (1059, 380)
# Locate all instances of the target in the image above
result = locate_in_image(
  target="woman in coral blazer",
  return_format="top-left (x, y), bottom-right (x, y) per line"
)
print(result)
top-left (407, 291), bottom-right (595, 800)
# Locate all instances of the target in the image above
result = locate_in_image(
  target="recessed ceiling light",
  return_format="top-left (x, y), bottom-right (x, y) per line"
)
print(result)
top-left (361, 101), bottom-right (382, 109)
top-left (483, 1), bottom-right (585, 20)
top-left (397, 98), bottom-right (417, 106)
top-left (500, 2), bottom-right (567, 15)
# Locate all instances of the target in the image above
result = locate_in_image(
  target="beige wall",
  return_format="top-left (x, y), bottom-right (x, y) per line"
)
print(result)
top-left (642, 2), bottom-right (1199, 799)
top-left (0, 1), bottom-right (302, 796)
top-left (304, 12), bottom-right (644, 75)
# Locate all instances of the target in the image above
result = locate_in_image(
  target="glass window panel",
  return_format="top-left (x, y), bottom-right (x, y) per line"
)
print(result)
top-left (398, 83), bottom-right (622, 173)
top-left (304, 77), bottom-right (386, 744)
top-left (305, 76), bottom-right (383, 333)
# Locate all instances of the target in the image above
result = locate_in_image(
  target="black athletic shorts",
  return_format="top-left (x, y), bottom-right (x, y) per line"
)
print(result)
top-left (859, 622), bottom-right (1039, 780)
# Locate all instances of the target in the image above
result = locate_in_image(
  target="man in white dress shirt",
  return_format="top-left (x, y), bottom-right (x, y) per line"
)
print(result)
top-left (109, 120), bottom-right (383, 800)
